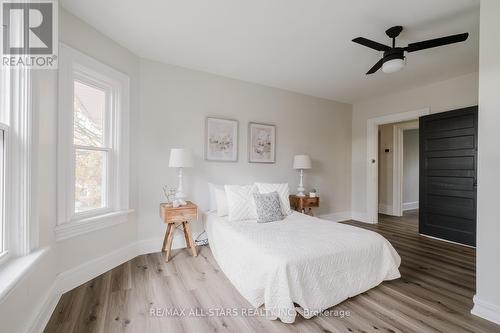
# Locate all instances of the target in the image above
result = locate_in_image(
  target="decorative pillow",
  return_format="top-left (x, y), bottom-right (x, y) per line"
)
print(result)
top-left (255, 183), bottom-right (293, 216)
top-left (214, 186), bottom-right (229, 217)
top-left (224, 185), bottom-right (258, 221)
top-left (253, 191), bottom-right (285, 223)
top-left (208, 183), bottom-right (221, 211)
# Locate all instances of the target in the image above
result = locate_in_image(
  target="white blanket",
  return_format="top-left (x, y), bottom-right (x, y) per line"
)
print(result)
top-left (205, 212), bottom-right (401, 323)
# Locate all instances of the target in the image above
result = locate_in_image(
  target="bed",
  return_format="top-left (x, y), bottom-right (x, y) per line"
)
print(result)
top-left (205, 211), bottom-right (401, 323)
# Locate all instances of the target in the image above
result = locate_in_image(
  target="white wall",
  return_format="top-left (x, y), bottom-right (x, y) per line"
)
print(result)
top-left (0, 8), bottom-right (141, 333)
top-left (472, 0), bottom-right (500, 325)
top-left (136, 59), bottom-right (353, 246)
top-left (403, 129), bottom-right (419, 207)
top-left (351, 72), bottom-right (478, 221)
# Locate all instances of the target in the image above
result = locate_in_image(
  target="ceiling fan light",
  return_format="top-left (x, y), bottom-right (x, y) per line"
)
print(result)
top-left (382, 58), bottom-right (405, 73)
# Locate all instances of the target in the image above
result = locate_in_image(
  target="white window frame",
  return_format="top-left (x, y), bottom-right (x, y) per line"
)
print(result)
top-left (0, 123), bottom-right (7, 264)
top-left (56, 43), bottom-right (131, 241)
top-left (0, 66), bottom-right (35, 264)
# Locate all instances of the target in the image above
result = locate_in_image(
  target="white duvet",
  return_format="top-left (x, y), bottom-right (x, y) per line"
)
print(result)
top-left (205, 211), bottom-right (401, 323)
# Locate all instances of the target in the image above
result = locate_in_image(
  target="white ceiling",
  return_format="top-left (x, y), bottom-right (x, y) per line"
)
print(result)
top-left (60, 0), bottom-right (480, 103)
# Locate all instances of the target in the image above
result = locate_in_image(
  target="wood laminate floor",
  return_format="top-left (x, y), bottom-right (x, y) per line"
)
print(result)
top-left (44, 211), bottom-right (500, 333)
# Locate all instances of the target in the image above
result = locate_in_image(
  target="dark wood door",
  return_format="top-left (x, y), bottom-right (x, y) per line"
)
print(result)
top-left (419, 106), bottom-right (477, 246)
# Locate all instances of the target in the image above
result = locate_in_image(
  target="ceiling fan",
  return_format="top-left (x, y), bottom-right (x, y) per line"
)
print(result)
top-left (352, 26), bottom-right (469, 75)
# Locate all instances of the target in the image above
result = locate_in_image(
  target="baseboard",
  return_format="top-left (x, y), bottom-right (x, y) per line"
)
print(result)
top-left (378, 204), bottom-right (394, 215)
top-left (351, 211), bottom-right (372, 223)
top-left (137, 233), bottom-right (190, 256)
top-left (27, 242), bottom-right (139, 333)
top-left (56, 242), bottom-right (138, 294)
top-left (472, 295), bottom-right (500, 325)
top-left (403, 201), bottom-right (419, 211)
top-left (137, 237), bottom-right (163, 255)
top-left (319, 211), bottom-right (352, 222)
top-left (27, 282), bottom-right (61, 333)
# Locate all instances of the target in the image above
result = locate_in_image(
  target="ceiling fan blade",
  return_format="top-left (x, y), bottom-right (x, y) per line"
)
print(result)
top-left (405, 33), bottom-right (469, 52)
top-left (352, 37), bottom-right (391, 52)
top-left (366, 58), bottom-right (384, 75)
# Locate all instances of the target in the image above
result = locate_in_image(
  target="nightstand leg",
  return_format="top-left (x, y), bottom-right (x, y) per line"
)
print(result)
top-left (182, 221), bottom-right (190, 248)
top-left (165, 223), bottom-right (175, 262)
top-left (183, 221), bottom-right (197, 257)
top-left (162, 224), bottom-right (171, 252)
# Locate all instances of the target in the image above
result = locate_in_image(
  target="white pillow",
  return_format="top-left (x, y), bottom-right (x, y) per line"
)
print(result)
top-left (208, 183), bottom-right (217, 211)
top-left (214, 186), bottom-right (229, 217)
top-left (255, 183), bottom-right (292, 216)
top-left (224, 185), bottom-right (258, 221)
top-left (208, 183), bottom-right (222, 212)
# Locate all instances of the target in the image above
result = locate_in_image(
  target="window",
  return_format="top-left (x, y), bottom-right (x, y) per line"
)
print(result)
top-left (0, 127), bottom-right (5, 257)
top-left (0, 66), bottom-right (34, 261)
top-left (73, 78), bottom-right (110, 215)
top-left (57, 44), bottom-right (131, 240)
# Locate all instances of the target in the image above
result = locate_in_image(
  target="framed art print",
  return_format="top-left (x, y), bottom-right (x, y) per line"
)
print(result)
top-left (248, 122), bottom-right (276, 163)
top-left (205, 117), bottom-right (238, 162)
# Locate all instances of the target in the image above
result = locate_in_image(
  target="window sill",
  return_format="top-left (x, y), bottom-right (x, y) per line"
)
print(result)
top-left (55, 209), bottom-right (134, 241)
top-left (0, 247), bottom-right (48, 304)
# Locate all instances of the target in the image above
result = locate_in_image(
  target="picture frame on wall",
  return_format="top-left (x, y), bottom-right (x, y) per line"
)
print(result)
top-left (248, 122), bottom-right (276, 163)
top-left (205, 117), bottom-right (238, 162)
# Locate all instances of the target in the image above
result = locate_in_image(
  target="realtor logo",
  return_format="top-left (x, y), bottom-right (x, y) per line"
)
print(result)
top-left (1, 0), bottom-right (58, 68)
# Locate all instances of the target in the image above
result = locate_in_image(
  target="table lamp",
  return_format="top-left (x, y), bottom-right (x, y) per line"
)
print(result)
top-left (293, 155), bottom-right (312, 197)
top-left (169, 148), bottom-right (193, 203)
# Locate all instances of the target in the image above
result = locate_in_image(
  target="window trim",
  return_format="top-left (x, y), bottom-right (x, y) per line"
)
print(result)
top-left (0, 124), bottom-right (7, 264)
top-left (57, 43), bottom-right (131, 241)
top-left (0, 66), bottom-right (35, 260)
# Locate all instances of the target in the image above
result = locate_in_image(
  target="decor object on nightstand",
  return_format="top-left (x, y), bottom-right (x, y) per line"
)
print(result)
top-left (248, 122), bottom-right (276, 163)
top-left (160, 201), bottom-right (198, 262)
top-left (309, 189), bottom-right (317, 198)
top-left (289, 194), bottom-right (320, 216)
top-left (162, 186), bottom-right (177, 203)
top-left (293, 154), bottom-right (312, 197)
top-left (169, 148), bottom-right (193, 206)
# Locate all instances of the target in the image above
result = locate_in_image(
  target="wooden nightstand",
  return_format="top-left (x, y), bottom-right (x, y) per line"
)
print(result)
top-left (289, 195), bottom-right (320, 216)
top-left (159, 201), bottom-right (198, 262)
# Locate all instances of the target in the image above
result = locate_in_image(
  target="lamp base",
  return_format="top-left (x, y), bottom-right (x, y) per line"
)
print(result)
top-left (175, 167), bottom-right (187, 206)
top-left (174, 192), bottom-right (187, 206)
top-left (175, 191), bottom-right (186, 199)
top-left (297, 169), bottom-right (306, 197)
top-left (172, 197), bottom-right (187, 208)
top-left (296, 186), bottom-right (306, 197)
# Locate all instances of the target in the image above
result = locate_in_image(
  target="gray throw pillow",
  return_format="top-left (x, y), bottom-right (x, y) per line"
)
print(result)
top-left (252, 191), bottom-right (285, 223)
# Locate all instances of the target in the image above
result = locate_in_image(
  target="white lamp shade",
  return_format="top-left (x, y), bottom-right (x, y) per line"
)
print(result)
top-left (293, 155), bottom-right (312, 169)
top-left (382, 58), bottom-right (405, 73)
top-left (169, 148), bottom-right (193, 168)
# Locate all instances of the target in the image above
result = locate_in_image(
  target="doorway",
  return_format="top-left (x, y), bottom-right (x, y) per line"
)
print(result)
top-left (366, 108), bottom-right (430, 224)
top-left (377, 120), bottom-right (419, 217)
top-left (402, 129), bottom-right (419, 212)
top-left (367, 106), bottom-right (478, 247)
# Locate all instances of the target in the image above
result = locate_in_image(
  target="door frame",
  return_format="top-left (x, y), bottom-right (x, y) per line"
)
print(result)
top-left (366, 108), bottom-right (430, 223)
top-left (392, 121), bottom-right (419, 216)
